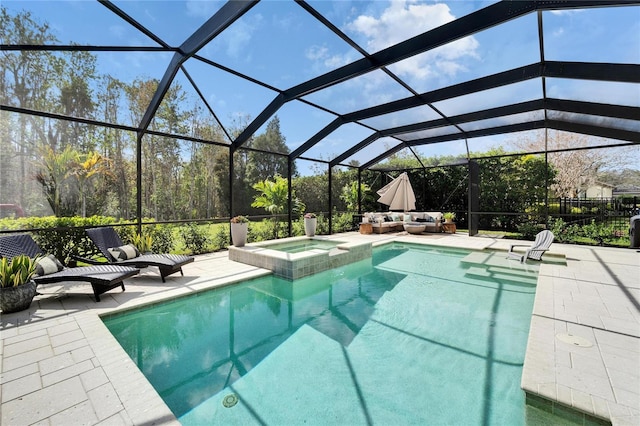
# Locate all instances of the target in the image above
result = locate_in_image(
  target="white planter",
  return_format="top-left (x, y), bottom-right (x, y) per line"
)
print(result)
top-left (304, 218), bottom-right (317, 237)
top-left (230, 223), bottom-right (248, 247)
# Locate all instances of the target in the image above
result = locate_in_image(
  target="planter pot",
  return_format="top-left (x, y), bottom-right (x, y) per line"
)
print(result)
top-left (445, 219), bottom-right (454, 224)
top-left (231, 222), bottom-right (248, 247)
top-left (1, 281), bottom-right (37, 314)
top-left (304, 218), bottom-right (317, 237)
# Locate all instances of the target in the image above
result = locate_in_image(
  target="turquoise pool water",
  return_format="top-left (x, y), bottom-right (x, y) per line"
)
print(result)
top-left (103, 243), bottom-right (539, 424)
top-left (258, 239), bottom-right (343, 253)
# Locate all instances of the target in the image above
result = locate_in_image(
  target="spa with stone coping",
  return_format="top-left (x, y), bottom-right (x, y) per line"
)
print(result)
top-left (228, 237), bottom-right (372, 280)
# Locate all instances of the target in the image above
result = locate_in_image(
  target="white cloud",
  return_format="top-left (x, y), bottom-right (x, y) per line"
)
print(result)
top-left (549, 9), bottom-right (583, 16)
top-left (305, 45), bottom-right (354, 70)
top-left (185, 0), bottom-right (222, 18)
top-left (346, 0), bottom-right (479, 81)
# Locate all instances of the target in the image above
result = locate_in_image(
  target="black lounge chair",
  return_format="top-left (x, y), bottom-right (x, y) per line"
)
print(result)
top-left (85, 227), bottom-right (194, 282)
top-left (0, 234), bottom-right (139, 302)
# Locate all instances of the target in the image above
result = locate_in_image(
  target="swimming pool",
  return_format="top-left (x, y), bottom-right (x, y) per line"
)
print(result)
top-left (103, 243), bottom-right (540, 424)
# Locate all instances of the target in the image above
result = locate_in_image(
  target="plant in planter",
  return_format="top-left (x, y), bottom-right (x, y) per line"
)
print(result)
top-left (0, 255), bottom-right (38, 313)
top-left (230, 215), bottom-right (249, 247)
top-left (132, 232), bottom-right (153, 254)
top-left (304, 213), bottom-right (317, 237)
top-left (443, 212), bottom-right (456, 223)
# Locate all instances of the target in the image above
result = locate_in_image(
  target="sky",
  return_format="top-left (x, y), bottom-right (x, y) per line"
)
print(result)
top-left (4, 0), bottom-right (640, 174)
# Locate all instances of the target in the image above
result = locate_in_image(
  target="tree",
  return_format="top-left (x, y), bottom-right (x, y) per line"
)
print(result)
top-left (246, 116), bottom-right (295, 183)
top-left (251, 175), bottom-right (303, 238)
top-left (340, 181), bottom-right (373, 212)
top-left (34, 146), bottom-right (79, 216)
top-left (72, 152), bottom-right (113, 217)
top-left (512, 131), bottom-right (634, 198)
top-left (1, 7), bottom-right (58, 212)
top-left (252, 175), bottom-right (289, 238)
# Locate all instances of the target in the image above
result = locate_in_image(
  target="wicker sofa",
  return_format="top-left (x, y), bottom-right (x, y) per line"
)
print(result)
top-left (366, 212), bottom-right (443, 234)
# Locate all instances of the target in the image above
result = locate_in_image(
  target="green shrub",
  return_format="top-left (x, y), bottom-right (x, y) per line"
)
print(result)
top-left (516, 221), bottom-right (541, 240)
top-left (581, 220), bottom-right (615, 246)
top-left (212, 224), bottom-right (230, 250)
top-left (150, 225), bottom-right (175, 253)
top-left (113, 223), bottom-right (175, 254)
top-left (331, 212), bottom-right (354, 233)
top-left (180, 223), bottom-right (209, 254)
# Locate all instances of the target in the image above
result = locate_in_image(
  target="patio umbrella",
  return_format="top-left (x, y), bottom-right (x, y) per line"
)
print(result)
top-left (376, 172), bottom-right (416, 211)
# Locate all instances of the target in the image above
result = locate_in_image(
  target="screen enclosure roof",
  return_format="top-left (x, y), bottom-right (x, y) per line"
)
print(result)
top-left (2, 0), bottom-right (639, 172)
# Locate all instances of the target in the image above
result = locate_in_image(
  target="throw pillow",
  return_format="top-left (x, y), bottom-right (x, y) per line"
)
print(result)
top-left (108, 244), bottom-right (140, 261)
top-left (416, 218), bottom-right (427, 223)
top-left (404, 214), bottom-right (411, 222)
top-left (35, 254), bottom-right (64, 276)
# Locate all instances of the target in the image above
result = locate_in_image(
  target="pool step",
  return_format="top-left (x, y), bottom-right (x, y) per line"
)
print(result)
top-left (464, 265), bottom-right (537, 286)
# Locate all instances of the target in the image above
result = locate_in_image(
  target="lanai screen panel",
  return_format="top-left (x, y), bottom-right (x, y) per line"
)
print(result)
top-left (180, 59), bottom-right (279, 140)
top-left (543, 6), bottom-right (640, 64)
top-left (274, 101), bottom-right (338, 154)
top-left (339, 137), bottom-right (406, 167)
top-left (302, 123), bottom-right (375, 162)
top-left (194, 1), bottom-right (364, 89)
top-left (111, 0), bottom-right (225, 46)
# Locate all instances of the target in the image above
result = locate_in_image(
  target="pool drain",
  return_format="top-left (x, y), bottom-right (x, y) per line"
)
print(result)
top-left (222, 393), bottom-right (238, 408)
top-left (556, 333), bottom-right (593, 348)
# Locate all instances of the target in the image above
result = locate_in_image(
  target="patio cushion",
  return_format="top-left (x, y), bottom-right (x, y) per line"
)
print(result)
top-left (35, 254), bottom-right (64, 276)
top-left (108, 244), bottom-right (140, 261)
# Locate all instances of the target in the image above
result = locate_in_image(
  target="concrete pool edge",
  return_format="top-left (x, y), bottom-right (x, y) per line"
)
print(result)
top-left (520, 249), bottom-right (640, 426)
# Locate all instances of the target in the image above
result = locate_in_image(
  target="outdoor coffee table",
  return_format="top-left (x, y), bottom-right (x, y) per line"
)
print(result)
top-left (403, 223), bottom-right (426, 234)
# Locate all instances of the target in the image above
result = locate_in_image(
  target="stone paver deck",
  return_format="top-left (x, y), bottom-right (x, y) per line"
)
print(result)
top-left (1, 231), bottom-right (638, 425)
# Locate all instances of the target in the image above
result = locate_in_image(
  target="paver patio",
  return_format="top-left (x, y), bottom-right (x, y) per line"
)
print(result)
top-left (1, 232), bottom-right (638, 425)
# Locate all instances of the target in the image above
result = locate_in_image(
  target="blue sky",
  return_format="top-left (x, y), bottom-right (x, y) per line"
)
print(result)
top-left (5, 0), bottom-right (640, 173)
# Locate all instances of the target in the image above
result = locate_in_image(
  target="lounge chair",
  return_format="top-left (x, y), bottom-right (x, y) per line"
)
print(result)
top-left (85, 227), bottom-right (194, 282)
top-left (508, 230), bottom-right (555, 263)
top-left (0, 234), bottom-right (139, 302)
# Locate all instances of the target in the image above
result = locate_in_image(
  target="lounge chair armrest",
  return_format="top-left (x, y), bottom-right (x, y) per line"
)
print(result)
top-left (508, 244), bottom-right (529, 252)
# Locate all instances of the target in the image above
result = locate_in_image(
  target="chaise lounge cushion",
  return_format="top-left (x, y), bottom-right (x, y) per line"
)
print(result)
top-left (35, 254), bottom-right (65, 276)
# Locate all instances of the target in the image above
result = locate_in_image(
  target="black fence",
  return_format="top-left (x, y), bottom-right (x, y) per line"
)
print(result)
top-left (450, 196), bottom-right (639, 234)
top-left (551, 196), bottom-right (639, 229)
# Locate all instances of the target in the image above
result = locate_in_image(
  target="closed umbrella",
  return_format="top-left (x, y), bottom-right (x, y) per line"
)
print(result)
top-left (376, 172), bottom-right (416, 211)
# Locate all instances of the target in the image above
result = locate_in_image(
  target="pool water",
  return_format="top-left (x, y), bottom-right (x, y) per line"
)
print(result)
top-left (258, 239), bottom-right (343, 253)
top-left (103, 243), bottom-right (539, 424)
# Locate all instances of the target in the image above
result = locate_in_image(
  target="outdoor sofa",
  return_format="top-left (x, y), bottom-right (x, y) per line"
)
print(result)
top-left (365, 212), bottom-right (443, 234)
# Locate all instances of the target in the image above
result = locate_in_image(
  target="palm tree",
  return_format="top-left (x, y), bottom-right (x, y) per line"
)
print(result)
top-left (72, 152), bottom-right (113, 217)
top-left (251, 175), bottom-right (289, 238)
top-left (34, 146), bottom-right (79, 216)
top-left (251, 175), bottom-right (307, 239)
